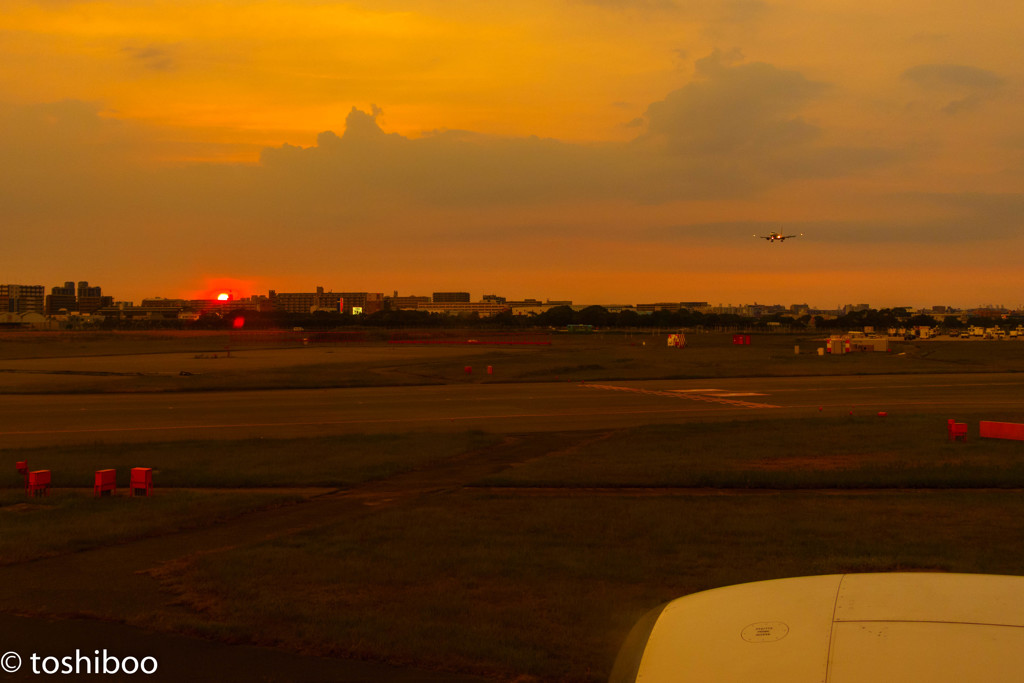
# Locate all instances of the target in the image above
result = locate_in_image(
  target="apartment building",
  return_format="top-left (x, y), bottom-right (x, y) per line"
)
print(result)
top-left (269, 287), bottom-right (343, 314)
top-left (0, 284), bottom-right (44, 313)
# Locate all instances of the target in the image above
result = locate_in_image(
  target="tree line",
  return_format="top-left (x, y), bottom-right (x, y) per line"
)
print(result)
top-left (99, 304), bottom-right (1022, 332)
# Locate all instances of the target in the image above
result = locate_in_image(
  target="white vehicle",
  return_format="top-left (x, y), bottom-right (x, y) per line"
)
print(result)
top-left (611, 573), bottom-right (1024, 683)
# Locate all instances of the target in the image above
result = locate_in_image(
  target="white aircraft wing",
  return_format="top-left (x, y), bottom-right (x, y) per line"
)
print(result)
top-left (610, 573), bottom-right (1024, 683)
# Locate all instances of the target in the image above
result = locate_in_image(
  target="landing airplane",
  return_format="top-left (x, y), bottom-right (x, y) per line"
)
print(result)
top-left (755, 231), bottom-right (801, 242)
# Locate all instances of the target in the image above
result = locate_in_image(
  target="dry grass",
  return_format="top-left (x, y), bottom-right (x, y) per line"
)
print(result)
top-left (0, 488), bottom-right (304, 565)
top-left (152, 488), bottom-right (1024, 682)
top-left (3, 431), bottom-right (501, 488)
top-left (481, 414), bottom-right (1024, 489)
top-left (5, 414), bottom-right (1024, 680)
top-left (6, 331), bottom-right (1024, 394)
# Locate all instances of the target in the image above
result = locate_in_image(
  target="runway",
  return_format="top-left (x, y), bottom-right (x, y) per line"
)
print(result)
top-left (3, 373), bottom-right (1024, 447)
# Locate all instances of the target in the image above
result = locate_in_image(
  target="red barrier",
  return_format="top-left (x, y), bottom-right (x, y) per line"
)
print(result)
top-left (979, 421), bottom-right (1024, 441)
top-left (947, 419), bottom-right (968, 442)
top-left (94, 469), bottom-right (117, 497)
top-left (15, 461), bottom-right (28, 491)
top-left (27, 470), bottom-right (51, 497)
top-left (130, 468), bottom-right (153, 497)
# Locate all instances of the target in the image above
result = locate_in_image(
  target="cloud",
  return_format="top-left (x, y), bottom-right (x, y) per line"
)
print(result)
top-left (572, 0), bottom-right (679, 9)
top-left (572, 0), bottom-right (768, 22)
top-left (0, 100), bottom-right (144, 218)
top-left (259, 106), bottom-right (624, 208)
top-left (0, 99), bottom-right (265, 233)
top-left (0, 54), bottom-right (898, 247)
top-left (630, 51), bottom-right (893, 197)
top-left (709, 0), bottom-right (769, 25)
top-left (738, 192), bottom-right (1024, 246)
top-left (906, 192), bottom-right (1024, 241)
top-left (256, 53), bottom-right (893, 208)
top-left (903, 64), bottom-right (1004, 91)
top-left (628, 188), bottom-right (1024, 252)
top-left (641, 50), bottom-right (826, 155)
top-left (902, 63), bottom-right (1005, 114)
top-left (122, 44), bottom-right (178, 72)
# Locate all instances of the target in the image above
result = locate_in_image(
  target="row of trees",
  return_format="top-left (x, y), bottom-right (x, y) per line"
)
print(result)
top-left (100, 305), bottom-right (1023, 332)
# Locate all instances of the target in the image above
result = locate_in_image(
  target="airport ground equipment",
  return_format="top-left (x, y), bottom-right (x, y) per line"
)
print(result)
top-left (130, 467), bottom-right (153, 496)
top-left (94, 469), bottom-right (117, 497)
top-left (27, 470), bottom-right (50, 497)
top-left (947, 418), bottom-right (968, 441)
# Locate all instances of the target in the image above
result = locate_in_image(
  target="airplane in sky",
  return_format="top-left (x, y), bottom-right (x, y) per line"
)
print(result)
top-left (755, 231), bottom-right (801, 242)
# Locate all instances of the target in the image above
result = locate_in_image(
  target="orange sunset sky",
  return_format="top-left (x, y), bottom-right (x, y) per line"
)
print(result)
top-left (2, 0), bottom-right (1023, 308)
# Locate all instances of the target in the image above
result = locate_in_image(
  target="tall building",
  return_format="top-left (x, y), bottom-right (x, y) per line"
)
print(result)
top-left (46, 282), bottom-right (78, 314)
top-left (77, 281), bottom-right (102, 298)
top-left (0, 284), bottom-right (45, 313)
top-left (41, 280), bottom-right (113, 315)
top-left (74, 281), bottom-right (113, 314)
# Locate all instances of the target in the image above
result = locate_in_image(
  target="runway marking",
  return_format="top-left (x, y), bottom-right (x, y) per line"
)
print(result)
top-left (581, 383), bottom-right (778, 409)
top-left (667, 389), bottom-right (723, 393)
top-left (665, 389), bottom-right (767, 397)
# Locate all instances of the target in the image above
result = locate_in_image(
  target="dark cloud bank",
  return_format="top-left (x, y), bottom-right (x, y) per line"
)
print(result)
top-left (260, 52), bottom-right (892, 206)
top-left (2, 55), bottom-right (1017, 249)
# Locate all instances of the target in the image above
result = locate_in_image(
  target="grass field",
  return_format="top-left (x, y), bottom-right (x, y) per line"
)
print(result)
top-left (4, 431), bottom-right (500, 489)
top-left (2, 330), bottom-right (1024, 681)
top-left (0, 488), bottom-right (306, 565)
top-left (481, 413), bottom-right (1024, 489)
top-left (155, 489), bottom-right (1024, 681)
top-left (6, 330), bottom-right (1024, 394)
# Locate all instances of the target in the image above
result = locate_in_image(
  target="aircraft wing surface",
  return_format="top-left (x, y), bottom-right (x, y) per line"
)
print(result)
top-left (610, 573), bottom-right (1024, 683)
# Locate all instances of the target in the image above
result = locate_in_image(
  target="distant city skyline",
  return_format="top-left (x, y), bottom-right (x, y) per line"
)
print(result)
top-left (3, 2), bottom-right (1023, 310)
top-left (4, 276), bottom-right (1019, 315)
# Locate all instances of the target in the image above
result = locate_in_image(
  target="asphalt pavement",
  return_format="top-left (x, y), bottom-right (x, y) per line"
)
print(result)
top-left (2, 374), bottom-right (1024, 447)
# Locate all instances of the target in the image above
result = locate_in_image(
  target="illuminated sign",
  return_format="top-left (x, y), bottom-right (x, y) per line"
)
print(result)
top-left (352, 306), bottom-right (363, 315)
